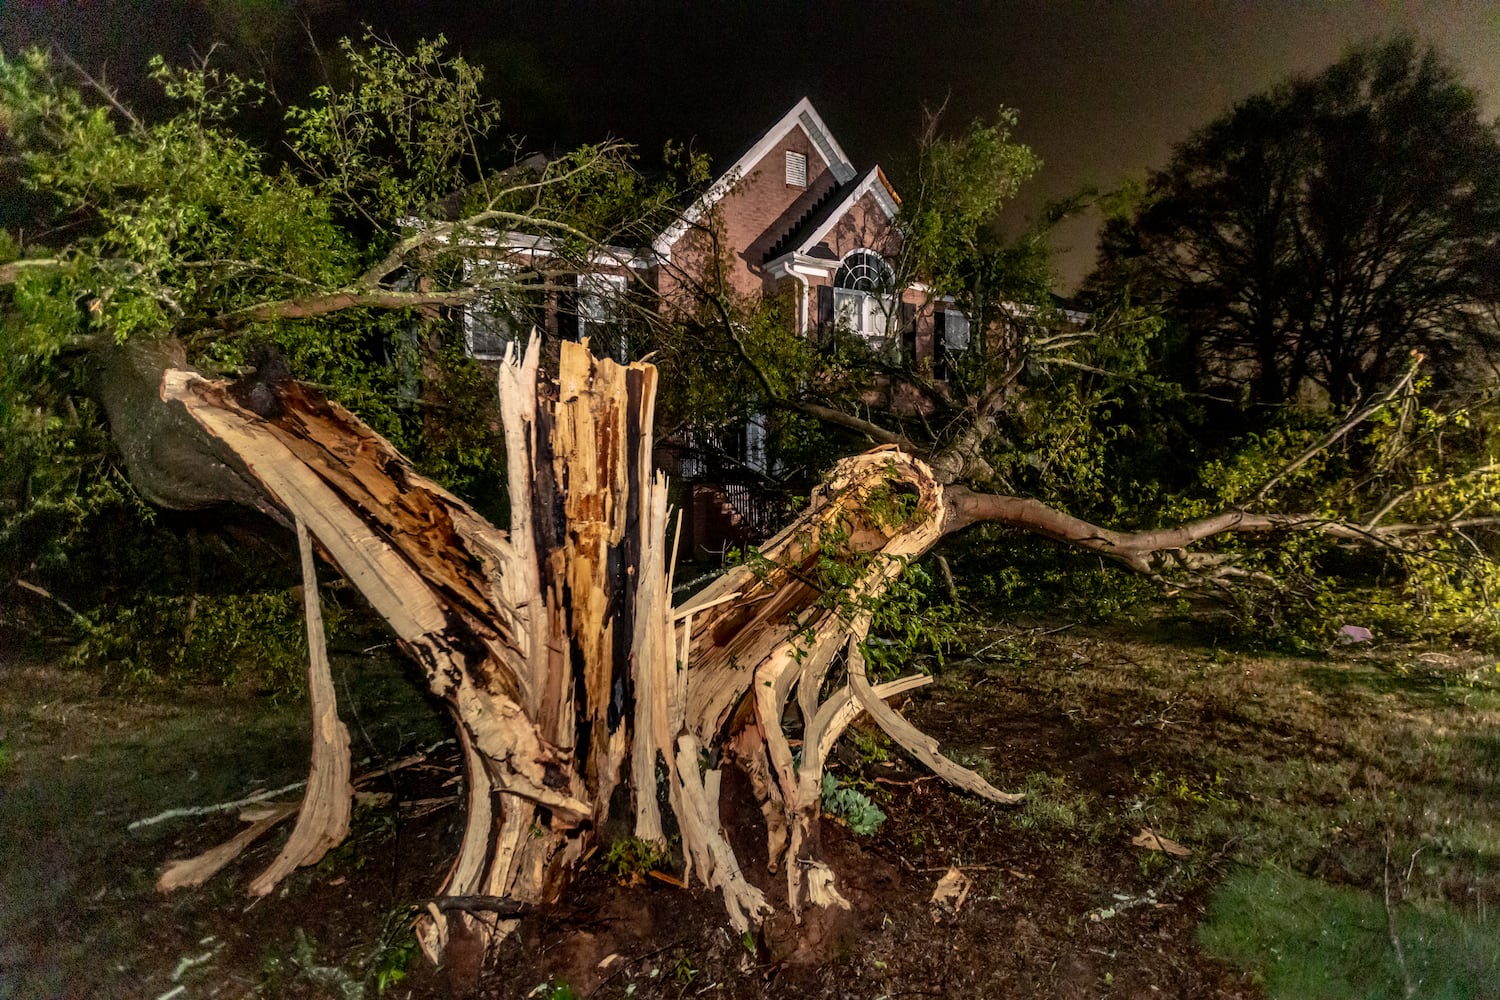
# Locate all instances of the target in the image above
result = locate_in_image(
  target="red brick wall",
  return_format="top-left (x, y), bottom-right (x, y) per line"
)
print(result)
top-left (666, 125), bottom-right (842, 300)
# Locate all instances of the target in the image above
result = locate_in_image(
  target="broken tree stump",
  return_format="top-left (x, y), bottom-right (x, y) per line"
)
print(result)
top-left (155, 334), bottom-right (1020, 970)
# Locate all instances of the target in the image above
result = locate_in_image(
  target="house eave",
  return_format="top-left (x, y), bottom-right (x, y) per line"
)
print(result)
top-left (764, 251), bottom-right (838, 280)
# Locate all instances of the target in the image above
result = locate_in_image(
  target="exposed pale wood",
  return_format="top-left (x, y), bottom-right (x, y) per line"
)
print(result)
top-left (156, 801), bottom-right (299, 892)
top-left (156, 337), bottom-right (1035, 969)
top-left (162, 370), bottom-right (582, 829)
top-left (812, 675), bottom-right (932, 764)
top-left (248, 518), bottom-right (353, 896)
top-left (629, 475), bottom-right (674, 846)
top-left (846, 622), bottom-right (1023, 805)
top-left (671, 735), bottom-right (772, 933)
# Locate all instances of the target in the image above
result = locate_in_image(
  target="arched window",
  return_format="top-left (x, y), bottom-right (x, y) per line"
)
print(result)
top-left (834, 249), bottom-right (895, 294)
top-left (832, 249), bottom-right (895, 340)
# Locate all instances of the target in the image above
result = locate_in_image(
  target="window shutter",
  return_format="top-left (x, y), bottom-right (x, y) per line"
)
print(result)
top-left (900, 302), bottom-right (917, 363)
top-left (785, 151), bottom-right (807, 188)
top-left (556, 288), bottom-right (579, 342)
top-left (934, 310), bottom-right (948, 380)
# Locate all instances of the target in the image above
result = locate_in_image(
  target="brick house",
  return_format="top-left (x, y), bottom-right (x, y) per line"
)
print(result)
top-left (463, 97), bottom-right (971, 373)
top-left (457, 99), bottom-right (972, 557)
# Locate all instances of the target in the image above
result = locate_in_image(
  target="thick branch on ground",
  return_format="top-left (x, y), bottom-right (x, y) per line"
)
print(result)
top-left (942, 486), bottom-right (1430, 579)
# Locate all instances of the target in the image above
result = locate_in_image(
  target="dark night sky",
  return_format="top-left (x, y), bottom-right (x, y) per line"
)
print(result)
top-left (4, 1), bottom-right (1498, 288)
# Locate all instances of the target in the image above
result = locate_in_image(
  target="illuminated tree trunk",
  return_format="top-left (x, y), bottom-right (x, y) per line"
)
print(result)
top-left (155, 336), bottom-right (1018, 974)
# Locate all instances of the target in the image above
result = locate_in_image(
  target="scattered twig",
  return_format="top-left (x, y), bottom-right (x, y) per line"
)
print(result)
top-left (1383, 833), bottom-right (1419, 999)
top-left (13, 578), bottom-right (89, 627)
top-left (129, 739), bottom-right (453, 831)
top-left (425, 895), bottom-right (535, 918)
top-left (54, 49), bottom-right (145, 133)
top-left (128, 781), bottom-right (309, 832)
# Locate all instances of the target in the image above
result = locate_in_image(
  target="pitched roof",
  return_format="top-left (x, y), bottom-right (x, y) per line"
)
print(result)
top-left (654, 97), bottom-right (859, 257)
top-left (761, 166), bottom-right (901, 264)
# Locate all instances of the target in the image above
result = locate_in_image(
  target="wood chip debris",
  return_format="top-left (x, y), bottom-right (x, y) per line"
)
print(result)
top-left (929, 866), bottom-right (973, 921)
top-left (1129, 826), bottom-right (1191, 856)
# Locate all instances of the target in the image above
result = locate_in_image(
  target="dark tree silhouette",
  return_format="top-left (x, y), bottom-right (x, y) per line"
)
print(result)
top-left (1095, 38), bottom-right (1500, 407)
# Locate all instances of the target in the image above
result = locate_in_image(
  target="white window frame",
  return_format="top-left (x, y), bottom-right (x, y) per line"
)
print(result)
top-left (834, 287), bottom-right (897, 342)
top-left (785, 150), bottom-right (808, 188)
top-left (463, 260), bottom-right (523, 360)
top-left (578, 272), bottom-right (629, 361)
top-left (833, 248), bottom-right (898, 343)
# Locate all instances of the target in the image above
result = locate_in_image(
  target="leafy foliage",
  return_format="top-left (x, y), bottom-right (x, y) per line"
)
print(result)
top-left (601, 836), bottom-right (673, 883)
top-left (821, 772), bottom-right (887, 835)
top-left (0, 37), bottom-right (649, 678)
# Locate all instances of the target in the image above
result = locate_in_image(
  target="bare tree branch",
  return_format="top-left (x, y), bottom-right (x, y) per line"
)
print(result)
top-left (206, 287), bottom-right (482, 330)
top-left (1249, 358), bottom-right (1421, 504)
top-left (54, 49), bottom-right (145, 134)
top-left (0, 259), bottom-right (64, 284)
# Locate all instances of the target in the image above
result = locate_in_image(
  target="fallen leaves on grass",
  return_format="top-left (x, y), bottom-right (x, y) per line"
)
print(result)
top-left (1129, 827), bottom-right (1191, 856)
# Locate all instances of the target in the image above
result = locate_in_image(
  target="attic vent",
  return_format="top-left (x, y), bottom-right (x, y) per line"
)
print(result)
top-left (785, 151), bottom-right (808, 188)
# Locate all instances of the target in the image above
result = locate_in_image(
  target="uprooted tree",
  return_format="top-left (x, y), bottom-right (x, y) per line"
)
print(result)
top-left (5, 34), bottom-right (1500, 978)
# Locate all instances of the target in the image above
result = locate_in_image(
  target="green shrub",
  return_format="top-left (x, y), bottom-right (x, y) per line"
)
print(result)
top-left (821, 772), bottom-right (886, 835)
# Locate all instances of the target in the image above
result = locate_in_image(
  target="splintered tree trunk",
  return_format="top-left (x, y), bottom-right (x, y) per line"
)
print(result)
top-left (157, 335), bottom-right (1018, 971)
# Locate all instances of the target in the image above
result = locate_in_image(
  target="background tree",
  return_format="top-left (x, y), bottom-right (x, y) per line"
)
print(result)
top-left (1093, 37), bottom-right (1500, 409)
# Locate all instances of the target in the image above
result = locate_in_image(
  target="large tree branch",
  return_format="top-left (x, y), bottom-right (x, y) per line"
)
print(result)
top-left (360, 146), bottom-right (632, 285)
top-left (203, 287), bottom-right (484, 331)
top-left (941, 486), bottom-right (1411, 575)
top-left (0, 259), bottom-right (65, 284)
top-left (788, 399), bottom-right (916, 449)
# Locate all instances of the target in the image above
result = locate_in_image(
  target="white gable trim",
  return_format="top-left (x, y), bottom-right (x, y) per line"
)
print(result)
top-left (653, 97), bottom-right (857, 258)
top-left (763, 251), bottom-right (838, 280)
top-left (791, 167), bottom-right (899, 256)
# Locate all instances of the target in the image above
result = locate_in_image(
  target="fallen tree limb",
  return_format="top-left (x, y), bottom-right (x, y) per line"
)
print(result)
top-left (941, 487), bottom-right (1427, 577)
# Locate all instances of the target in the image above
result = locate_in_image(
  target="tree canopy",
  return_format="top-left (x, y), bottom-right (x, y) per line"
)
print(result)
top-left (4, 32), bottom-right (1500, 680)
top-left (1093, 37), bottom-right (1500, 409)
